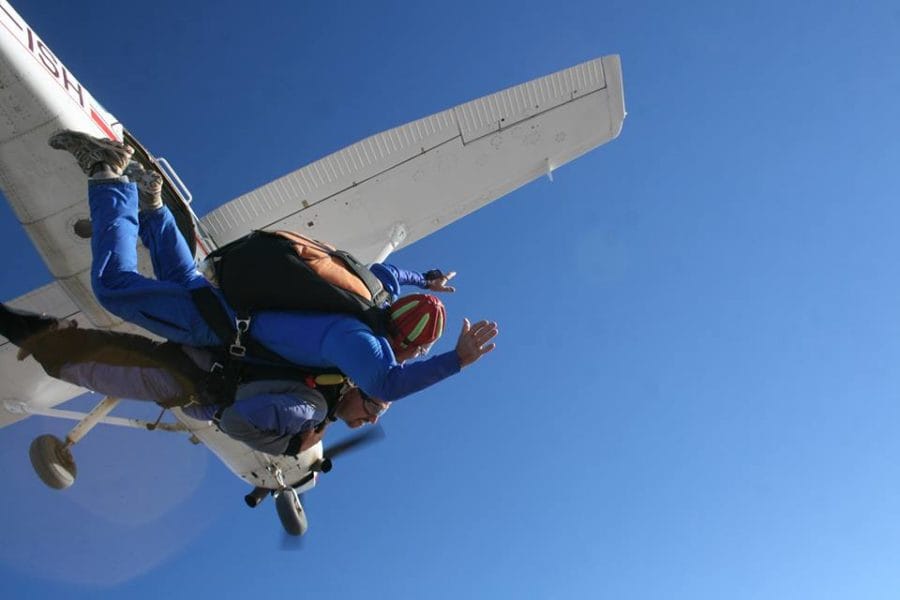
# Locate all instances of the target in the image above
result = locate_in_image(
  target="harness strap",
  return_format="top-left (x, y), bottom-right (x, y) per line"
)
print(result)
top-left (198, 349), bottom-right (347, 410)
top-left (190, 286), bottom-right (293, 365)
top-left (330, 248), bottom-right (391, 306)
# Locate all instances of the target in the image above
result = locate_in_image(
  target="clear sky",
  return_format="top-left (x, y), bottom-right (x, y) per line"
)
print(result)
top-left (2, 0), bottom-right (900, 598)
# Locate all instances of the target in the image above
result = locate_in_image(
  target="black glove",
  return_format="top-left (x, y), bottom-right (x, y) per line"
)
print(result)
top-left (423, 269), bottom-right (444, 282)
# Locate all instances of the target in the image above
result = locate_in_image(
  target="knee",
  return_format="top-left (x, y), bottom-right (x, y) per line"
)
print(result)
top-left (91, 267), bottom-right (140, 314)
top-left (91, 283), bottom-right (127, 317)
top-left (91, 259), bottom-right (120, 298)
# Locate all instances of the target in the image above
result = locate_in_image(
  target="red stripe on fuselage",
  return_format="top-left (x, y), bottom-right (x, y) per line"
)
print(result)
top-left (90, 108), bottom-right (117, 140)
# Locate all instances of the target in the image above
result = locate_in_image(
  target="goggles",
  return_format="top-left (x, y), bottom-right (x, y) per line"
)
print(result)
top-left (360, 390), bottom-right (389, 418)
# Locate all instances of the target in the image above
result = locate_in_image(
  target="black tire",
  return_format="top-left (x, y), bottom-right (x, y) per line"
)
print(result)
top-left (275, 488), bottom-right (308, 536)
top-left (29, 434), bottom-right (76, 490)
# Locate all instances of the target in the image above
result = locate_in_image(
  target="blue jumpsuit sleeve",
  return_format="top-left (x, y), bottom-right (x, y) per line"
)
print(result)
top-left (374, 351), bottom-right (461, 400)
top-left (320, 325), bottom-right (460, 401)
top-left (369, 263), bottom-right (427, 300)
top-left (229, 394), bottom-right (320, 436)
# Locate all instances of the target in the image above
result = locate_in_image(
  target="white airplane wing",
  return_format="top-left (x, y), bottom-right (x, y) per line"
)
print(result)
top-left (202, 55), bottom-right (625, 262)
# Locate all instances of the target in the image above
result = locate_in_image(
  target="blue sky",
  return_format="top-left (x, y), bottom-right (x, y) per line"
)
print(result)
top-left (2, 0), bottom-right (900, 598)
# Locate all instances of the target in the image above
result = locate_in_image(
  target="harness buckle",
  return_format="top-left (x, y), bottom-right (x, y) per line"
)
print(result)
top-left (229, 316), bottom-right (251, 357)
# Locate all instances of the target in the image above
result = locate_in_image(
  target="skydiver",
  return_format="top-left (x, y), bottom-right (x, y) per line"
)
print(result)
top-left (48, 130), bottom-right (498, 402)
top-left (0, 303), bottom-right (387, 456)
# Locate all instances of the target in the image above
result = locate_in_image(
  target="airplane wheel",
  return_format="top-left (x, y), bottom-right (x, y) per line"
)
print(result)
top-left (275, 488), bottom-right (308, 536)
top-left (29, 434), bottom-right (76, 490)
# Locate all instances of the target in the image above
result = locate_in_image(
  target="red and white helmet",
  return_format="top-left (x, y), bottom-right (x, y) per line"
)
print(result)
top-left (388, 294), bottom-right (445, 350)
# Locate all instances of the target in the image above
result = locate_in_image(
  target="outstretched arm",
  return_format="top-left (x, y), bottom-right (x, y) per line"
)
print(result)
top-left (370, 264), bottom-right (457, 299)
top-left (327, 319), bottom-right (498, 401)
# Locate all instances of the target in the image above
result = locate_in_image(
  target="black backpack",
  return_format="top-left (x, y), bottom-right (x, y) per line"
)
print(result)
top-left (191, 230), bottom-right (393, 363)
top-left (209, 231), bottom-right (390, 330)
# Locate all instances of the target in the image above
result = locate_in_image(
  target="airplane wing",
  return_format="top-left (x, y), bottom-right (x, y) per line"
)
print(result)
top-left (201, 55), bottom-right (626, 262)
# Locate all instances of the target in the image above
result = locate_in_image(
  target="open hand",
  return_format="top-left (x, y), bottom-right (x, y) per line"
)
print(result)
top-left (455, 318), bottom-right (498, 368)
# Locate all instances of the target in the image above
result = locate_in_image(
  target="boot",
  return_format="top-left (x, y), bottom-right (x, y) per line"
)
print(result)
top-left (0, 304), bottom-right (75, 360)
top-left (124, 161), bottom-right (164, 210)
